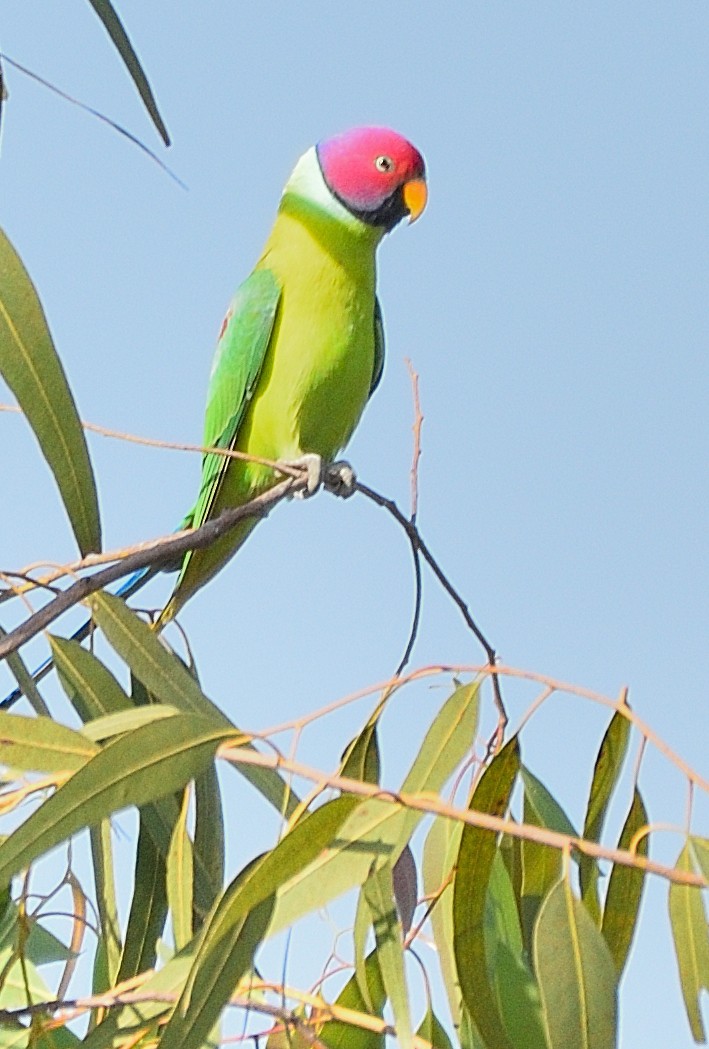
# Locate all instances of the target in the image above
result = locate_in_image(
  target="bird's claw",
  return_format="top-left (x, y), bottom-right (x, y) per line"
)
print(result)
top-left (324, 460), bottom-right (357, 499)
top-left (282, 453), bottom-right (324, 498)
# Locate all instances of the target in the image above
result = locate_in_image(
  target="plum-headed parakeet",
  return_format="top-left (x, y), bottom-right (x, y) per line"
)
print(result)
top-left (155, 125), bottom-right (427, 624)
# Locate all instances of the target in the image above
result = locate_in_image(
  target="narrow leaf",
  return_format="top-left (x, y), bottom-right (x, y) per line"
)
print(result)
top-left (90, 820), bottom-right (121, 991)
top-left (167, 786), bottom-right (194, 950)
top-left (453, 738), bottom-right (520, 1049)
top-left (0, 710), bottom-right (98, 772)
top-left (422, 815), bottom-right (462, 1029)
top-left (270, 682), bottom-right (479, 936)
top-left (669, 842), bottom-right (709, 1042)
top-left (82, 704), bottom-right (179, 742)
top-left (0, 714), bottom-right (232, 883)
top-left (193, 762), bottom-right (225, 921)
top-left (0, 627), bottom-right (50, 716)
top-left (392, 844), bottom-right (417, 935)
top-left (85, 0), bottom-right (170, 144)
top-left (0, 229), bottom-right (101, 554)
top-left (364, 863), bottom-right (412, 1049)
top-left (579, 711), bottom-right (631, 923)
top-left (90, 593), bottom-right (296, 814)
top-left (52, 636), bottom-right (131, 720)
top-left (601, 789), bottom-right (648, 975)
top-left (116, 813), bottom-right (169, 981)
top-left (340, 719), bottom-right (380, 784)
top-left (534, 878), bottom-right (618, 1049)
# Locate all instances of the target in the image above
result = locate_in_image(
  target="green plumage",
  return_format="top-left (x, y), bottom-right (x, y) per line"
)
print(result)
top-left (159, 163), bottom-right (386, 624)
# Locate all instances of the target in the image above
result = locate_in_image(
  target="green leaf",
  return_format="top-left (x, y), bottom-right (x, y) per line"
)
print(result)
top-left (0, 710), bottom-right (98, 772)
top-left (193, 762), bottom-right (225, 921)
top-left (0, 229), bottom-right (101, 555)
top-left (534, 878), bottom-right (618, 1049)
top-left (0, 713), bottom-right (231, 883)
top-left (160, 802), bottom-right (362, 1049)
top-left (669, 842), bottom-right (709, 1042)
top-left (364, 863), bottom-right (412, 1049)
top-left (0, 627), bottom-right (50, 717)
top-left (340, 718), bottom-right (380, 784)
top-left (392, 844), bottom-right (417, 934)
top-left (270, 681), bottom-right (479, 936)
top-left (168, 787), bottom-right (194, 950)
top-left (319, 951), bottom-right (386, 1049)
top-left (521, 766), bottom-right (579, 953)
top-left (353, 888), bottom-right (374, 1012)
top-left (422, 815), bottom-right (462, 1029)
top-left (116, 813), bottom-right (169, 982)
top-left (90, 820), bottom-right (121, 991)
top-left (90, 593), bottom-right (297, 815)
top-left (417, 1006), bottom-right (455, 1049)
top-left (691, 836), bottom-right (709, 883)
top-left (601, 788), bottom-right (648, 975)
top-left (85, 0), bottom-right (170, 144)
top-left (453, 738), bottom-right (520, 1049)
top-left (485, 853), bottom-right (546, 1049)
top-left (459, 1007), bottom-right (487, 1049)
top-left (579, 711), bottom-right (631, 923)
top-left (52, 636), bottom-right (132, 721)
top-left (82, 704), bottom-right (180, 742)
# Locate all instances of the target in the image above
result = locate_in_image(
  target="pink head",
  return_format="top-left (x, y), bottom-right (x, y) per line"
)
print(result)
top-left (316, 127), bottom-right (427, 231)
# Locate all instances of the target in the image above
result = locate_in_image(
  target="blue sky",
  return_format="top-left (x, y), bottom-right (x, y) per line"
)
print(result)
top-left (1, 2), bottom-right (708, 1045)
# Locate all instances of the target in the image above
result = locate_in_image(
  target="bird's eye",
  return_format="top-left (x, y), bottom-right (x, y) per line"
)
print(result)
top-left (374, 155), bottom-right (394, 173)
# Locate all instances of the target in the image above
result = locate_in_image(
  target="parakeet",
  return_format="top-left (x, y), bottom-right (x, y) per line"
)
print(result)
top-left (1, 127), bottom-right (426, 708)
top-left (159, 125), bottom-right (427, 625)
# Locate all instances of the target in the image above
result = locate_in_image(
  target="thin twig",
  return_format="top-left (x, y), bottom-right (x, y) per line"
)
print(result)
top-left (220, 744), bottom-right (705, 887)
top-left (404, 358), bottom-right (423, 524)
top-left (0, 476), bottom-right (298, 664)
top-left (356, 482), bottom-right (506, 735)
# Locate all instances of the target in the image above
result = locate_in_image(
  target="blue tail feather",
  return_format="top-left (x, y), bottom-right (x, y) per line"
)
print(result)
top-left (1, 565), bottom-right (157, 710)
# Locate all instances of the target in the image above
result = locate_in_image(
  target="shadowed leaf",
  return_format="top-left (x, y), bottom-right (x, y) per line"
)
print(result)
top-left (580, 711), bottom-right (631, 923)
top-left (601, 789), bottom-right (648, 975)
top-left (365, 862), bottom-right (412, 1049)
top-left (453, 737), bottom-right (520, 1049)
top-left (85, 0), bottom-right (170, 144)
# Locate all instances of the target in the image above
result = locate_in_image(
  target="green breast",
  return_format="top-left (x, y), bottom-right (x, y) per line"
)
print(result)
top-left (239, 201), bottom-right (379, 467)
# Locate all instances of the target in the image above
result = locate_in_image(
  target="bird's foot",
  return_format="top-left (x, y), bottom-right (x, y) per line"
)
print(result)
top-left (324, 460), bottom-right (357, 499)
top-left (282, 453), bottom-right (324, 498)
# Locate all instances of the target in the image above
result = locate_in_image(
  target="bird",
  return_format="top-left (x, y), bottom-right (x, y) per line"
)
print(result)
top-left (2, 126), bottom-right (426, 706)
top-left (157, 124), bottom-right (427, 626)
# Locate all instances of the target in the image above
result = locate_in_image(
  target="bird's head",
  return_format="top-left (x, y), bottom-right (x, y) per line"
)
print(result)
top-left (316, 127), bottom-right (427, 233)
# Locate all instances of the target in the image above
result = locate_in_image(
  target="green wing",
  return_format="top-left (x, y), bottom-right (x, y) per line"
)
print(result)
top-left (186, 268), bottom-right (281, 533)
top-left (370, 297), bottom-right (385, 397)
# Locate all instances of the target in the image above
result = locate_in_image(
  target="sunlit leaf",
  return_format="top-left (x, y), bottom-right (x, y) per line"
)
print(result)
top-left (579, 711), bottom-right (631, 923)
top-left (52, 636), bottom-right (131, 722)
top-left (601, 789), bottom-right (648, 975)
top-left (85, 0), bottom-right (170, 144)
top-left (0, 710), bottom-right (98, 772)
top-left (0, 229), bottom-right (101, 554)
top-left (168, 786), bottom-right (194, 950)
top-left (423, 815), bottom-right (462, 1029)
top-left (165, 798), bottom-right (361, 1049)
top-left (453, 737), bottom-right (520, 1049)
top-left (669, 842), bottom-right (709, 1042)
top-left (271, 681), bottom-right (479, 936)
top-left (0, 713), bottom-right (232, 883)
top-left (364, 862), bottom-right (412, 1049)
top-left (90, 593), bottom-right (296, 814)
top-left (534, 878), bottom-right (617, 1049)
top-left (90, 819), bottom-right (121, 991)
top-left (82, 704), bottom-right (180, 742)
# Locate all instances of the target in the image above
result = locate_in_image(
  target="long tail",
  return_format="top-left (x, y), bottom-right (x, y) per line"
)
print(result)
top-left (0, 565), bottom-right (157, 711)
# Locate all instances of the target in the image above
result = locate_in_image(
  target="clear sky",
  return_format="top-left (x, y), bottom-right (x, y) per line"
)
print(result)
top-left (1, 2), bottom-right (708, 1045)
